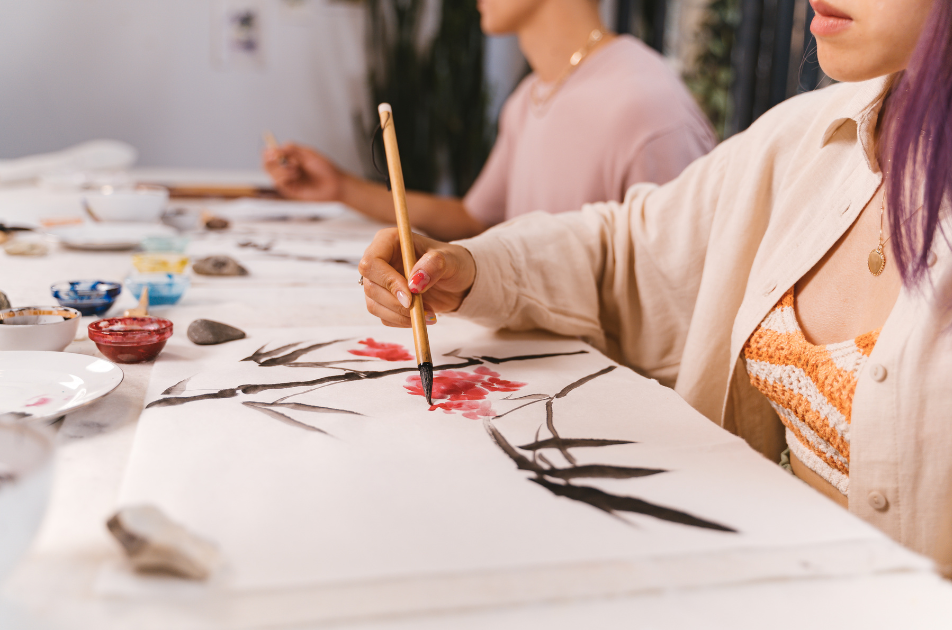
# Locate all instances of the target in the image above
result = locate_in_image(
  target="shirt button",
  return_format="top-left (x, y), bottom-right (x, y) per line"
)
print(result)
top-left (927, 251), bottom-right (938, 267)
top-left (868, 490), bottom-right (889, 511)
top-left (869, 364), bottom-right (887, 382)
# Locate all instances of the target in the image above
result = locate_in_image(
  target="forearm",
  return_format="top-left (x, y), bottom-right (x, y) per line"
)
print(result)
top-left (339, 175), bottom-right (487, 241)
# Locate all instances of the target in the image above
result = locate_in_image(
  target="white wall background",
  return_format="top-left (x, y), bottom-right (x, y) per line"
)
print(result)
top-left (0, 0), bottom-right (370, 173)
top-left (0, 0), bottom-right (633, 173)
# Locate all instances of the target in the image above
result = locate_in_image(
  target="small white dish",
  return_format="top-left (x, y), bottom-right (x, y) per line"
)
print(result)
top-left (0, 351), bottom-right (123, 423)
top-left (48, 223), bottom-right (177, 251)
top-left (0, 306), bottom-right (81, 352)
top-left (0, 423), bottom-right (54, 584)
top-left (83, 185), bottom-right (169, 222)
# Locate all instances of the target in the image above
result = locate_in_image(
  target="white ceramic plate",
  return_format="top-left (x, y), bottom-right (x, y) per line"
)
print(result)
top-left (0, 352), bottom-right (123, 423)
top-left (48, 223), bottom-right (177, 251)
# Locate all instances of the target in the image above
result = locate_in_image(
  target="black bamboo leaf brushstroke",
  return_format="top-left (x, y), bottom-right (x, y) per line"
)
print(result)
top-left (243, 402), bottom-right (333, 435)
top-left (543, 398), bottom-right (576, 465)
top-left (236, 240), bottom-right (359, 266)
top-left (254, 339), bottom-right (353, 367)
top-left (483, 367), bottom-right (738, 534)
top-left (253, 402), bottom-right (363, 416)
top-left (478, 350), bottom-right (589, 364)
top-left (148, 390), bottom-right (241, 407)
top-left (238, 240), bottom-right (274, 251)
top-left (554, 366), bottom-right (617, 398)
top-left (162, 377), bottom-right (193, 396)
top-left (518, 438), bottom-right (636, 451)
top-left (242, 342), bottom-right (303, 363)
top-left (484, 421), bottom-right (546, 474)
top-left (491, 398), bottom-right (549, 419)
top-left (147, 357), bottom-right (483, 408)
top-left (279, 360), bottom-right (372, 369)
top-left (541, 465), bottom-right (665, 480)
top-left (532, 366), bottom-right (620, 466)
top-left (147, 348), bottom-right (591, 409)
top-left (530, 478), bottom-right (736, 532)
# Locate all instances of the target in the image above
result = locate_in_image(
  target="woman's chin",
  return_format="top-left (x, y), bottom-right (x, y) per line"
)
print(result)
top-left (816, 49), bottom-right (896, 83)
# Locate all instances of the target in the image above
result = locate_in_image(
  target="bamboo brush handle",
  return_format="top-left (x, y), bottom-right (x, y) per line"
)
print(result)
top-left (377, 104), bottom-right (432, 365)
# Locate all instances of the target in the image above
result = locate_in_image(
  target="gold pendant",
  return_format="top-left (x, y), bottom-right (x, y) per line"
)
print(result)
top-left (868, 245), bottom-right (886, 276)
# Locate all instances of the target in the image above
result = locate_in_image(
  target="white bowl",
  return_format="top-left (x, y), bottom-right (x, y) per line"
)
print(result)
top-left (0, 423), bottom-right (54, 584)
top-left (0, 307), bottom-right (82, 352)
top-left (83, 185), bottom-right (169, 223)
top-left (49, 223), bottom-right (177, 251)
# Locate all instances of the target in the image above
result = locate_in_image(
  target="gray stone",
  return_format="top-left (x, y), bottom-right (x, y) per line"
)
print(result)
top-left (0, 291), bottom-right (9, 310)
top-left (107, 505), bottom-right (221, 580)
top-left (192, 255), bottom-right (248, 276)
top-left (187, 319), bottom-right (247, 345)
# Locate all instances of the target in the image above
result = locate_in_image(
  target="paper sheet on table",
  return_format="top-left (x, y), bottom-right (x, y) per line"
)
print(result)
top-left (213, 199), bottom-right (348, 221)
top-left (102, 327), bottom-right (927, 618)
top-left (186, 227), bottom-right (366, 285)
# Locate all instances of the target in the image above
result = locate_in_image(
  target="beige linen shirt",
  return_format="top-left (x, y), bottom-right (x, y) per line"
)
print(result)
top-left (455, 76), bottom-right (952, 562)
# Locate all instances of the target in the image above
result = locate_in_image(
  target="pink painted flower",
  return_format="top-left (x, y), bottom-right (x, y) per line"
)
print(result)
top-left (405, 367), bottom-right (526, 419)
top-left (348, 338), bottom-right (413, 362)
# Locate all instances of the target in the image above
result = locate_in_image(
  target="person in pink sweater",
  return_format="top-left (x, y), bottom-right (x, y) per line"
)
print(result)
top-left (263, 0), bottom-right (715, 241)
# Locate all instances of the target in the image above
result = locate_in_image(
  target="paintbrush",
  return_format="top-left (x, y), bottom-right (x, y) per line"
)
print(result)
top-left (262, 130), bottom-right (288, 166)
top-left (376, 103), bottom-right (433, 405)
top-left (124, 287), bottom-right (149, 317)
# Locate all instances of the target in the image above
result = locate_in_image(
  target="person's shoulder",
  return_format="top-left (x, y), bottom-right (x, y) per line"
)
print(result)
top-left (586, 36), bottom-right (684, 96)
top-left (572, 36), bottom-right (712, 144)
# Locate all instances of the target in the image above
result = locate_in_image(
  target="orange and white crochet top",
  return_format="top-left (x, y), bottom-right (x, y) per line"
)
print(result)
top-left (743, 288), bottom-right (880, 496)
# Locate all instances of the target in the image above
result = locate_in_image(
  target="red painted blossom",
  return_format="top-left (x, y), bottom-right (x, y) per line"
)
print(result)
top-left (348, 338), bottom-right (413, 362)
top-left (25, 396), bottom-right (53, 407)
top-left (405, 367), bottom-right (526, 419)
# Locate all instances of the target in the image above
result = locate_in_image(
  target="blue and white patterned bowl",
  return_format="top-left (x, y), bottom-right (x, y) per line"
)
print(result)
top-left (51, 280), bottom-right (122, 316)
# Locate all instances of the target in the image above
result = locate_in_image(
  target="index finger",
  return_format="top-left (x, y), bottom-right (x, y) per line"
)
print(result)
top-left (358, 228), bottom-right (411, 297)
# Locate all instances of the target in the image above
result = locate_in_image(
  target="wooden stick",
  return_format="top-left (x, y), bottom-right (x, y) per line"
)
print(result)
top-left (262, 130), bottom-right (279, 150)
top-left (377, 103), bottom-right (433, 404)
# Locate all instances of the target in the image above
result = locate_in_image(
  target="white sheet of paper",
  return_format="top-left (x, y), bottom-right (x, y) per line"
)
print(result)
top-left (102, 327), bottom-right (927, 619)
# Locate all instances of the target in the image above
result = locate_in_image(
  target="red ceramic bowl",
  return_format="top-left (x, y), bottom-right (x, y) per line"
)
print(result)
top-left (87, 317), bottom-right (173, 364)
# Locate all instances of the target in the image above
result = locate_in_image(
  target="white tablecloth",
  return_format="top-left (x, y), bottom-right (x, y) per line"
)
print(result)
top-left (1, 179), bottom-right (951, 629)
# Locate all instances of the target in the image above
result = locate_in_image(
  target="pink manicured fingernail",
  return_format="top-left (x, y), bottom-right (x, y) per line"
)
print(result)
top-left (425, 312), bottom-right (437, 324)
top-left (409, 270), bottom-right (430, 294)
top-left (396, 290), bottom-right (411, 309)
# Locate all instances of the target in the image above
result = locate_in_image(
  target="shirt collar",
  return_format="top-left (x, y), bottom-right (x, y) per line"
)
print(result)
top-left (820, 75), bottom-right (893, 174)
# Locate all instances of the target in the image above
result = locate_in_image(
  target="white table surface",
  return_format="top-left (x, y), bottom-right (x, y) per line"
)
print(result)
top-left (1, 177), bottom-right (952, 629)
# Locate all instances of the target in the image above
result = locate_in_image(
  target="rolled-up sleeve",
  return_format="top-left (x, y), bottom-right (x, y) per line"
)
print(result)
top-left (454, 139), bottom-right (731, 384)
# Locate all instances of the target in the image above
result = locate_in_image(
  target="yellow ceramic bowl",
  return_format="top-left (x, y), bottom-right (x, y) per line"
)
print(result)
top-left (131, 253), bottom-right (189, 274)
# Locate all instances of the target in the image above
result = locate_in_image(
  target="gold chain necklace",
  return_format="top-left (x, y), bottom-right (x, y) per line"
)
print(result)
top-left (867, 189), bottom-right (889, 276)
top-left (529, 28), bottom-right (606, 115)
top-left (867, 187), bottom-right (923, 276)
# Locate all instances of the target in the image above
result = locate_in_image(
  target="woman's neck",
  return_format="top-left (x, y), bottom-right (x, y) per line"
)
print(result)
top-left (517, 2), bottom-right (606, 82)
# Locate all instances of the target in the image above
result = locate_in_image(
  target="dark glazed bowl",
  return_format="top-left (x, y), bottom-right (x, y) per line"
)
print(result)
top-left (51, 280), bottom-right (122, 316)
top-left (88, 317), bottom-right (173, 363)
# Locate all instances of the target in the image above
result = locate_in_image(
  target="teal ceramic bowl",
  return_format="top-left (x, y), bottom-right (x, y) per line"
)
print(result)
top-left (125, 273), bottom-right (190, 306)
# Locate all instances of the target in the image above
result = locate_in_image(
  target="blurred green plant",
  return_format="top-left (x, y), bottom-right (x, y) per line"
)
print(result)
top-left (365, 0), bottom-right (492, 195)
top-left (683, 0), bottom-right (741, 139)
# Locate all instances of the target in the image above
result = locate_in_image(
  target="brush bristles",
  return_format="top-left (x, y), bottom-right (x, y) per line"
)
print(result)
top-left (419, 362), bottom-right (433, 406)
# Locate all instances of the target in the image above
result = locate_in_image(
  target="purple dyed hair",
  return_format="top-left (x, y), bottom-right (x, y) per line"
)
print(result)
top-left (879, 0), bottom-right (952, 287)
